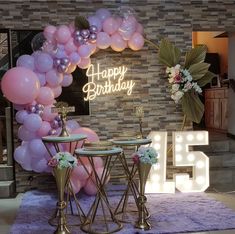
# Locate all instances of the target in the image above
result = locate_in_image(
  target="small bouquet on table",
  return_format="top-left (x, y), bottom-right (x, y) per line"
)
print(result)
top-left (132, 146), bottom-right (158, 230)
top-left (48, 152), bottom-right (77, 234)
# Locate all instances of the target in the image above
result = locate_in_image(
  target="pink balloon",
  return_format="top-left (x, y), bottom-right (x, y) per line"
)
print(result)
top-left (69, 22), bottom-right (75, 34)
top-left (15, 110), bottom-right (29, 124)
top-left (16, 55), bottom-right (35, 71)
top-left (65, 38), bottom-right (77, 54)
top-left (1, 67), bottom-right (40, 105)
top-left (55, 25), bottom-right (71, 44)
top-left (45, 69), bottom-right (63, 87)
top-left (88, 15), bottom-right (102, 32)
top-left (102, 17), bottom-right (119, 35)
top-left (34, 52), bottom-right (53, 73)
top-left (43, 25), bottom-right (57, 41)
top-left (42, 104), bottom-right (57, 121)
top-left (119, 16), bottom-right (137, 40)
top-left (43, 41), bottom-right (57, 55)
top-left (36, 121), bottom-right (51, 137)
top-left (71, 165), bottom-right (92, 182)
top-left (92, 167), bottom-right (110, 185)
top-left (35, 72), bottom-right (46, 86)
top-left (21, 160), bottom-right (32, 171)
top-left (110, 33), bottom-right (127, 52)
top-left (96, 32), bottom-right (111, 49)
top-left (31, 158), bottom-right (48, 173)
top-left (18, 126), bottom-right (37, 141)
top-left (69, 52), bottom-right (81, 64)
top-left (66, 64), bottom-right (77, 74)
top-left (24, 113), bottom-right (42, 132)
top-left (70, 179), bottom-right (82, 194)
top-left (95, 8), bottom-right (111, 22)
top-left (54, 47), bottom-right (67, 59)
top-left (77, 44), bottom-right (92, 58)
top-left (64, 127), bottom-right (99, 152)
top-left (87, 43), bottom-right (97, 55)
top-left (29, 138), bottom-right (47, 156)
top-left (136, 23), bottom-right (144, 34)
top-left (128, 32), bottom-right (145, 51)
top-left (14, 144), bottom-right (29, 164)
top-left (77, 58), bottom-right (91, 69)
top-left (93, 157), bottom-right (103, 168)
top-left (36, 87), bottom-right (54, 105)
top-left (84, 178), bottom-right (97, 195)
top-left (73, 127), bottom-right (99, 145)
top-left (51, 85), bottom-right (62, 98)
top-left (13, 104), bottom-right (26, 111)
top-left (61, 74), bottom-right (73, 87)
top-left (66, 119), bottom-right (80, 131)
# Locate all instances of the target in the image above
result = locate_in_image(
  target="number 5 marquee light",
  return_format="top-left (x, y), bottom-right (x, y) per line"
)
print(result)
top-left (146, 131), bottom-right (209, 193)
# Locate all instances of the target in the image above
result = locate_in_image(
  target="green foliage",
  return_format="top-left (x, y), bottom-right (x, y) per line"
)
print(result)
top-left (74, 16), bottom-right (90, 30)
top-left (184, 45), bottom-right (207, 68)
top-left (158, 39), bottom-right (181, 67)
top-left (181, 91), bottom-right (204, 124)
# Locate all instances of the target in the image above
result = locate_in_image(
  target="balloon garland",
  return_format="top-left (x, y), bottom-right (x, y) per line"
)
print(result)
top-left (0, 7), bottom-right (144, 195)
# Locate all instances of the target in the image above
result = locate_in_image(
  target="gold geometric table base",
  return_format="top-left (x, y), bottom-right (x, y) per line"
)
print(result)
top-left (76, 146), bottom-right (123, 234)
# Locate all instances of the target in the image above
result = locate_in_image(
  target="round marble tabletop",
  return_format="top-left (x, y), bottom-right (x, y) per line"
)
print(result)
top-left (75, 147), bottom-right (123, 157)
top-left (42, 134), bottom-right (87, 143)
top-left (111, 138), bottom-right (152, 146)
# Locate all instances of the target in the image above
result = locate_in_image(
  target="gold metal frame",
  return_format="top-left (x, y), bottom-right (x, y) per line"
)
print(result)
top-left (76, 148), bottom-right (123, 234)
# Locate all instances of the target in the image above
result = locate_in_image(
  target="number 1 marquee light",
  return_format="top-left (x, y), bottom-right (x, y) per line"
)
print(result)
top-left (146, 131), bottom-right (209, 193)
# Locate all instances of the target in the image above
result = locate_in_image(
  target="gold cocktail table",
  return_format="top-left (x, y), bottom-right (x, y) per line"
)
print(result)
top-left (111, 138), bottom-right (152, 219)
top-left (42, 134), bottom-right (87, 233)
top-left (75, 146), bottom-right (123, 234)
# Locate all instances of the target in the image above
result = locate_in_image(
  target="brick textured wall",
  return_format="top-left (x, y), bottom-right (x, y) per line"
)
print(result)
top-left (0, 0), bottom-right (235, 192)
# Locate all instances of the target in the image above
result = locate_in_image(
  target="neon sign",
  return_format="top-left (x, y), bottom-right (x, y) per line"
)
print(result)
top-left (83, 63), bottom-right (135, 101)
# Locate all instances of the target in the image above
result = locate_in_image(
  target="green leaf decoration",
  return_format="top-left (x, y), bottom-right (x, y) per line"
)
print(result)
top-left (184, 45), bottom-right (207, 69)
top-left (188, 62), bottom-right (210, 81)
top-left (197, 71), bottom-right (215, 87)
top-left (74, 16), bottom-right (90, 30)
top-left (158, 39), bottom-right (181, 67)
top-left (181, 91), bottom-right (204, 123)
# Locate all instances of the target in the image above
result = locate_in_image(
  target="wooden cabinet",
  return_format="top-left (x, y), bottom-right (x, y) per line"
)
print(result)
top-left (205, 88), bottom-right (228, 131)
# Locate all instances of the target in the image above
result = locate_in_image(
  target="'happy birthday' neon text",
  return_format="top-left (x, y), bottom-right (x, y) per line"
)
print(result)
top-left (83, 64), bottom-right (135, 101)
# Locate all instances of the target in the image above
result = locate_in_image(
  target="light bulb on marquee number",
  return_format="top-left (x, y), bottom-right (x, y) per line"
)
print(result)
top-left (146, 131), bottom-right (209, 193)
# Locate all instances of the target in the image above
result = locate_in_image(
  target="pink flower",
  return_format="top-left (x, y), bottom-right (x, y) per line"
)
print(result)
top-left (48, 158), bottom-right (58, 167)
top-left (132, 154), bottom-right (140, 164)
top-left (174, 74), bottom-right (182, 83)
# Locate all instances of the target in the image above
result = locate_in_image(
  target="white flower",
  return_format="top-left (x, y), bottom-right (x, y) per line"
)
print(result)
top-left (175, 64), bottom-right (181, 70)
top-left (172, 84), bottom-right (180, 92)
top-left (192, 83), bottom-right (202, 93)
top-left (171, 91), bottom-right (184, 103)
top-left (183, 81), bottom-right (193, 92)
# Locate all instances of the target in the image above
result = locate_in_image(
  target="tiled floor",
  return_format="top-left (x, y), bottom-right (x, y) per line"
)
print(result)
top-left (0, 192), bottom-right (235, 234)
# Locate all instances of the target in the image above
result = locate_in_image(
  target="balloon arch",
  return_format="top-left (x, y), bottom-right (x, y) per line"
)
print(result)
top-left (1, 7), bottom-right (144, 195)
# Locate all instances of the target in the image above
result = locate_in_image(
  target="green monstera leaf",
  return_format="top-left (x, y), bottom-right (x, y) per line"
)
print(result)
top-left (181, 91), bottom-right (204, 124)
top-left (184, 45), bottom-right (207, 69)
top-left (158, 39), bottom-right (181, 67)
top-left (74, 16), bottom-right (90, 30)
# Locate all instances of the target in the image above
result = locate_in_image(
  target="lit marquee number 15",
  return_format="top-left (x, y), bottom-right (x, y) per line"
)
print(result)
top-left (146, 131), bottom-right (209, 193)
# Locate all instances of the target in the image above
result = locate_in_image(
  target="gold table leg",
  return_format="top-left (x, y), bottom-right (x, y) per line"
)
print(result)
top-left (114, 152), bottom-right (150, 221)
top-left (79, 155), bottom-right (123, 234)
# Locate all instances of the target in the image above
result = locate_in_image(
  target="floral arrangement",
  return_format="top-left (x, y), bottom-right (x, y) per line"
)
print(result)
top-left (132, 146), bottom-right (158, 165)
top-left (158, 39), bottom-right (215, 123)
top-left (48, 152), bottom-right (77, 169)
top-left (166, 65), bottom-right (202, 103)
